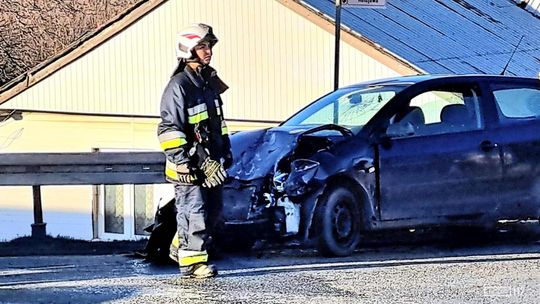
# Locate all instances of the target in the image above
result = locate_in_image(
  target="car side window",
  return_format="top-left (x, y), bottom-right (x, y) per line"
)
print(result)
top-left (390, 87), bottom-right (482, 137)
top-left (492, 87), bottom-right (540, 120)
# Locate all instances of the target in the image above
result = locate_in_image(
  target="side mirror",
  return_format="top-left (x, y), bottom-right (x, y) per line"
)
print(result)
top-left (386, 122), bottom-right (415, 138)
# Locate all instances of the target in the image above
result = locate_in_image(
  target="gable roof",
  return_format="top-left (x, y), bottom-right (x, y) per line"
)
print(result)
top-left (302, 0), bottom-right (540, 76)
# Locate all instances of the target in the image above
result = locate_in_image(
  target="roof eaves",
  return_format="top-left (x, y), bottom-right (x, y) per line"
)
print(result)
top-left (278, 0), bottom-right (423, 75)
top-left (0, 0), bottom-right (168, 106)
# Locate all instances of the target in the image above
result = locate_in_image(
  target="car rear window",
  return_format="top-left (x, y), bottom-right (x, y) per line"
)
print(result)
top-left (493, 88), bottom-right (540, 119)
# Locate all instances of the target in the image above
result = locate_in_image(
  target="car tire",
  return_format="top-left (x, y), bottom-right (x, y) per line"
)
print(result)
top-left (314, 186), bottom-right (362, 257)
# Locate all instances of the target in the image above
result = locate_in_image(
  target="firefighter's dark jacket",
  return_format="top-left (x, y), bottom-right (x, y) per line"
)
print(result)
top-left (157, 64), bottom-right (231, 183)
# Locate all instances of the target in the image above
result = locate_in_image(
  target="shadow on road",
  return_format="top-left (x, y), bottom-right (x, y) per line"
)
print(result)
top-left (211, 223), bottom-right (540, 278)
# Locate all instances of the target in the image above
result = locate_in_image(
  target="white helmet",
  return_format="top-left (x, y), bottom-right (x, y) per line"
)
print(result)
top-left (176, 23), bottom-right (218, 59)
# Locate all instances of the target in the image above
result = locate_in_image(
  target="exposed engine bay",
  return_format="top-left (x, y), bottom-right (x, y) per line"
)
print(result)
top-left (222, 124), bottom-right (353, 242)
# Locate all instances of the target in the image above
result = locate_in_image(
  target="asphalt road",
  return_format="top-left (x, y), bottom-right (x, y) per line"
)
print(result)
top-left (1, 229), bottom-right (540, 304)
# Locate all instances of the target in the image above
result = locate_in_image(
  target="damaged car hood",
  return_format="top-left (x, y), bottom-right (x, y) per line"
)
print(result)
top-left (227, 126), bottom-right (310, 181)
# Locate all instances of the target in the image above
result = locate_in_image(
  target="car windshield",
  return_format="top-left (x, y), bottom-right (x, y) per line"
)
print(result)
top-left (282, 85), bottom-right (406, 131)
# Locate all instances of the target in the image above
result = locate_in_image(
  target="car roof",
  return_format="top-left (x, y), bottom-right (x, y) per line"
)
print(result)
top-left (344, 74), bottom-right (539, 89)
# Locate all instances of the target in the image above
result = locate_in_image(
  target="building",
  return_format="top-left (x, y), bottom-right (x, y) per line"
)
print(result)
top-left (0, 0), bottom-right (538, 241)
top-left (516, 0), bottom-right (540, 16)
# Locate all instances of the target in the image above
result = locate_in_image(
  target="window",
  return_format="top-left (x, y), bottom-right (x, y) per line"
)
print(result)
top-left (493, 87), bottom-right (540, 119)
top-left (99, 183), bottom-right (173, 240)
top-left (283, 85), bottom-right (404, 130)
top-left (134, 185), bottom-right (155, 235)
top-left (95, 148), bottom-right (174, 240)
top-left (104, 185), bottom-right (124, 234)
top-left (391, 87), bottom-right (482, 137)
top-left (411, 91), bottom-right (468, 124)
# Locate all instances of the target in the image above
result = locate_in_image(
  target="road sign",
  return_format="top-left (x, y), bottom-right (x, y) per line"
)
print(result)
top-left (342, 0), bottom-right (387, 9)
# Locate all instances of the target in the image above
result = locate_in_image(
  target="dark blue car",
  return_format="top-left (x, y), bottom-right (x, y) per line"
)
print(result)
top-left (223, 74), bottom-right (540, 256)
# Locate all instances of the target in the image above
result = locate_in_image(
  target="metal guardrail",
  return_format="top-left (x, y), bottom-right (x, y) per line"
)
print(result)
top-left (0, 152), bottom-right (166, 185)
top-left (0, 151), bottom-right (167, 238)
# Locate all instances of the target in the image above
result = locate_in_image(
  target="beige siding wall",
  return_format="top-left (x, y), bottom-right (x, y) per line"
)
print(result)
top-left (0, 113), bottom-right (157, 152)
top-left (1, 0), bottom-right (400, 122)
top-left (0, 112), bottom-right (274, 153)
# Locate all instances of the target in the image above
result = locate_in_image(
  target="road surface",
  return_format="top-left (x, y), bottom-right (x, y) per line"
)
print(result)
top-left (1, 229), bottom-right (539, 303)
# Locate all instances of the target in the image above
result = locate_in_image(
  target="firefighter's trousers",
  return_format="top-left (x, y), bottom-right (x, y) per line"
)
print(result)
top-left (174, 184), bottom-right (223, 267)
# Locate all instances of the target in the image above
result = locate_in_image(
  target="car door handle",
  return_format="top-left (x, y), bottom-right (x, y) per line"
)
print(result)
top-left (480, 140), bottom-right (498, 151)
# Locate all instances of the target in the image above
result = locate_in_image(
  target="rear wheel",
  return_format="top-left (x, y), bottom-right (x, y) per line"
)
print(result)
top-left (315, 186), bottom-right (362, 257)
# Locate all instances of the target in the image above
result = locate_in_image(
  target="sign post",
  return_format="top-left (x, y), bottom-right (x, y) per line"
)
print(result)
top-left (334, 0), bottom-right (387, 90)
top-left (334, 0), bottom-right (342, 91)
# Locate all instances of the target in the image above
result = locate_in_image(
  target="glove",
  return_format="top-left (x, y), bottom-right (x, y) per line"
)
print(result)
top-left (176, 164), bottom-right (196, 184)
top-left (200, 157), bottom-right (228, 188)
top-left (223, 153), bottom-right (233, 169)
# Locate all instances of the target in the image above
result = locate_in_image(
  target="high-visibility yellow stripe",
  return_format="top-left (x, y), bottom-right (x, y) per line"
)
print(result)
top-left (165, 160), bottom-right (198, 183)
top-left (171, 232), bottom-right (180, 248)
top-left (221, 120), bottom-right (228, 135)
top-left (160, 138), bottom-right (187, 150)
top-left (179, 253), bottom-right (208, 266)
top-left (165, 167), bottom-right (178, 180)
top-left (188, 111), bottom-right (209, 124)
top-left (169, 233), bottom-right (179, 263)
top-left (165, 160), bottom-right (178, 181)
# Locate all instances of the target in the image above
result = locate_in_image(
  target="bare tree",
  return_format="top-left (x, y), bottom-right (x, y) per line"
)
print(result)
top-left (0, 0), bottom-right (144, 87)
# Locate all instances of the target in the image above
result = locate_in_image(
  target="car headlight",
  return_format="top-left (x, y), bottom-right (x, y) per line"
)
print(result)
top-left (273, 171), bottom-right (288, 193)
top-left (284, 159), bottom-right (320, 196)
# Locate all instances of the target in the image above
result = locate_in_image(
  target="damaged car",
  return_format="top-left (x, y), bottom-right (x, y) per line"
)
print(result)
top-left (144, 74), bottom-right (540, 259)
top-left (221, 74), bottom-right (540, 256)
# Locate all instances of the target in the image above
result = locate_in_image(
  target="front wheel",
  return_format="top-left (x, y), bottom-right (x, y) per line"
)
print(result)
top-left (314, 186), bottom-right (362, 257)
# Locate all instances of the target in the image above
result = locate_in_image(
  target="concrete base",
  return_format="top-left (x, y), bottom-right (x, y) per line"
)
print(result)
top-left (31, 223), bottom-right (47, 238)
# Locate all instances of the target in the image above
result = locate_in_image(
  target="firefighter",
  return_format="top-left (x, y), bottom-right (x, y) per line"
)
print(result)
top-left (157, 23), bottom-right (232, 279)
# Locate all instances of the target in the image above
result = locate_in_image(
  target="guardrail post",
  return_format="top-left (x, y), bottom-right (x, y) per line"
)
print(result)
top-left (31, 185), bottom-right (47, 238)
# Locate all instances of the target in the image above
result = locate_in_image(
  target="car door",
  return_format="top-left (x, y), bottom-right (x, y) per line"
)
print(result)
top-left (376, 81), bottom-right (504, 221)
top-left (486, 80), bottom-right (540, 218)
